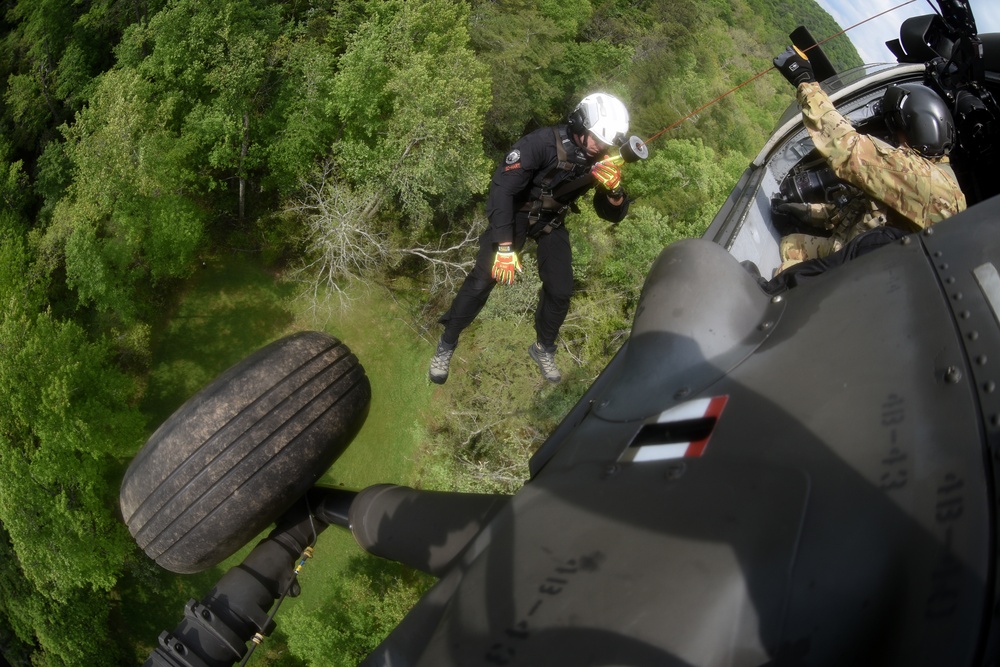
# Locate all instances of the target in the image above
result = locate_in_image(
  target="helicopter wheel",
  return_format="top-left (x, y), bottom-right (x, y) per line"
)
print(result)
top-left (119, 331), bottom-right (370, 574)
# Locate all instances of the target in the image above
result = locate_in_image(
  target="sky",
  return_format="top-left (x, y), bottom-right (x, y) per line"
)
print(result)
top-left (813, 0), bottom-right (1000, 64)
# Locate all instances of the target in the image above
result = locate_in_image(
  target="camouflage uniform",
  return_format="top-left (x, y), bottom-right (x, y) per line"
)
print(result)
top-left (779, 81), bottom-right (966, 271)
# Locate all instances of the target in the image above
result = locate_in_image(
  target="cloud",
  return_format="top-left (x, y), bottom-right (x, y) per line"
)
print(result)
top-left (812, 0), bottom-right (1000, 64)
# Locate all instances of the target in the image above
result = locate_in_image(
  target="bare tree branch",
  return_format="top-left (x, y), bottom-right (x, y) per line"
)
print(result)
top-left (400, 215), bottom-right (483, 294)
top-left (284, 161), bottom-right (390, 314)
top-left (285, 161), bottom-right (484, 315)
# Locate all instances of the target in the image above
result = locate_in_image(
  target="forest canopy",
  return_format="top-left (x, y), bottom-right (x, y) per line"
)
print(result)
top-left (0, 0), bottom-right (861, 664)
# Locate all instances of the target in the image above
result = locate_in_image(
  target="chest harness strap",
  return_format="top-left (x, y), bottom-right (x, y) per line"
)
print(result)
top-left (523, 127), bottom-right (596, 237)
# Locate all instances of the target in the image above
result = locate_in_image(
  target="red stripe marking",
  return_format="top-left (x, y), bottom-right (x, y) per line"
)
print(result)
top-left (683, 395), bottom-right (729, 458)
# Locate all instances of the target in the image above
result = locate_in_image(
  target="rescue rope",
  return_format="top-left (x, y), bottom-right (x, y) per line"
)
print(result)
top-left (643, 0), bottom-right (922, 145)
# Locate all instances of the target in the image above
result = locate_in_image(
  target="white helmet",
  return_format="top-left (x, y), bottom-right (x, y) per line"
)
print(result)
top-left (569, 93), bottom-right (629, 147)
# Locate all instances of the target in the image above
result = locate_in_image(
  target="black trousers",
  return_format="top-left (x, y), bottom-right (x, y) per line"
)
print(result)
top-left (439, 221), bottom-right (573, 349)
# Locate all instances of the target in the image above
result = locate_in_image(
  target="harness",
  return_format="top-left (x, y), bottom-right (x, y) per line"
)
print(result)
top-left (522, 127), bottom-right (595, 237)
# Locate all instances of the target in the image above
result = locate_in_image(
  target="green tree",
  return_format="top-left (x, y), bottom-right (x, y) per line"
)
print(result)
top-left (0, 141), bottom-right (30, 221)
top-left (0, 229), bottom-right (145, 665)
top-left (330, 0), bottom-right (493, 225)
top-left (2, 0), bottom-right (81, 147)
top-left (288, 0), bottom-right (493, 312)
top-left (627, 137), bottom-right (746, 224)
top-left (1, 0), bottom-right (160, 155)
top-left (264, 34), bottom-right (341, 195)
top-left (119, 0), bottom-right (286, 222)
top-left (38, 67), bottom-right (205, 319)
top-left (284, 557), bottom-right (431, 667)
top-left (469, 0), bottom-right (632, 152)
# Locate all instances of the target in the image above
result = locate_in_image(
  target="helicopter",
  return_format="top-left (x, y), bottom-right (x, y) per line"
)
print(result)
top-left (126, 1), bottom-right (1000, 665)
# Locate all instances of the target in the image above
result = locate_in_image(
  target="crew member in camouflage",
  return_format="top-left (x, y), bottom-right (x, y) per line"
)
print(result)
top-left (773, 47), bottom-right (966, 272)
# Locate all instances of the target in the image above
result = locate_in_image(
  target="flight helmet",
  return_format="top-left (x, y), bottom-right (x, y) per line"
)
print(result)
top-left (881, 83), bottom-right (956, 157)
top-left (569, 93), bottom-right (629, 147)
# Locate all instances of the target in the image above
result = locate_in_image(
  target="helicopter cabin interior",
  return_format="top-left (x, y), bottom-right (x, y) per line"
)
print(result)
top-left (706, 27), bottom-right (1000, 279)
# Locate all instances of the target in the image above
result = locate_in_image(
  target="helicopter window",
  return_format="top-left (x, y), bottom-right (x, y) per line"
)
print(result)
top-left (769, 151), bottom-right (868, 239)
top-left (768, 91), bottom-right (901, 240)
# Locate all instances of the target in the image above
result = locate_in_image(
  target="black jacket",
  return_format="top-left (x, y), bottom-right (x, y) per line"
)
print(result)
top-left (485, 125), bottom-right (630, 244)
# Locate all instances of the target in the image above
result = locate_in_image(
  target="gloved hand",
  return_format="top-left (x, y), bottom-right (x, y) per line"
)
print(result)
top-left (491, 243), bottom-right (522, 285)
top-left (773, 46), bottom-right (815, 87)
top-left (591, 159), bottom-right (623, 195)
top-left (775, 201), bottom-right (823, 226)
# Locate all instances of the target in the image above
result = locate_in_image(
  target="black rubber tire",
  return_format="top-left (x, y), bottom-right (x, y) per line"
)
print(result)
top-left (120, 331), bottom-right (370, 574)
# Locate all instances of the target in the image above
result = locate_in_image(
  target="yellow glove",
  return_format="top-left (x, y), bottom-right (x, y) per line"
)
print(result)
top-left (491, 243), bottom-right (522, 285)
top-left (591, 159), bottom-right (623, 192)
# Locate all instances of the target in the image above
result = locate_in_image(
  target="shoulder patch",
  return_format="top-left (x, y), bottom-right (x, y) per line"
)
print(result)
top-left (505, 149), bottom-right (521, 165)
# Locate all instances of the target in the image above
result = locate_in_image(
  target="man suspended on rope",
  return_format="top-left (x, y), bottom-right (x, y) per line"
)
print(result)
top-left (772, 45), bottom-right (966, 273)
top-left (429, 93), bottom-right (632, 384)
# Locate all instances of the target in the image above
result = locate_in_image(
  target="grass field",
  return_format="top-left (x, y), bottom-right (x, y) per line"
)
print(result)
top-left (306, 287), bottom-right (433, 490)
top-left (123, 249), bottom-right (438, 665)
